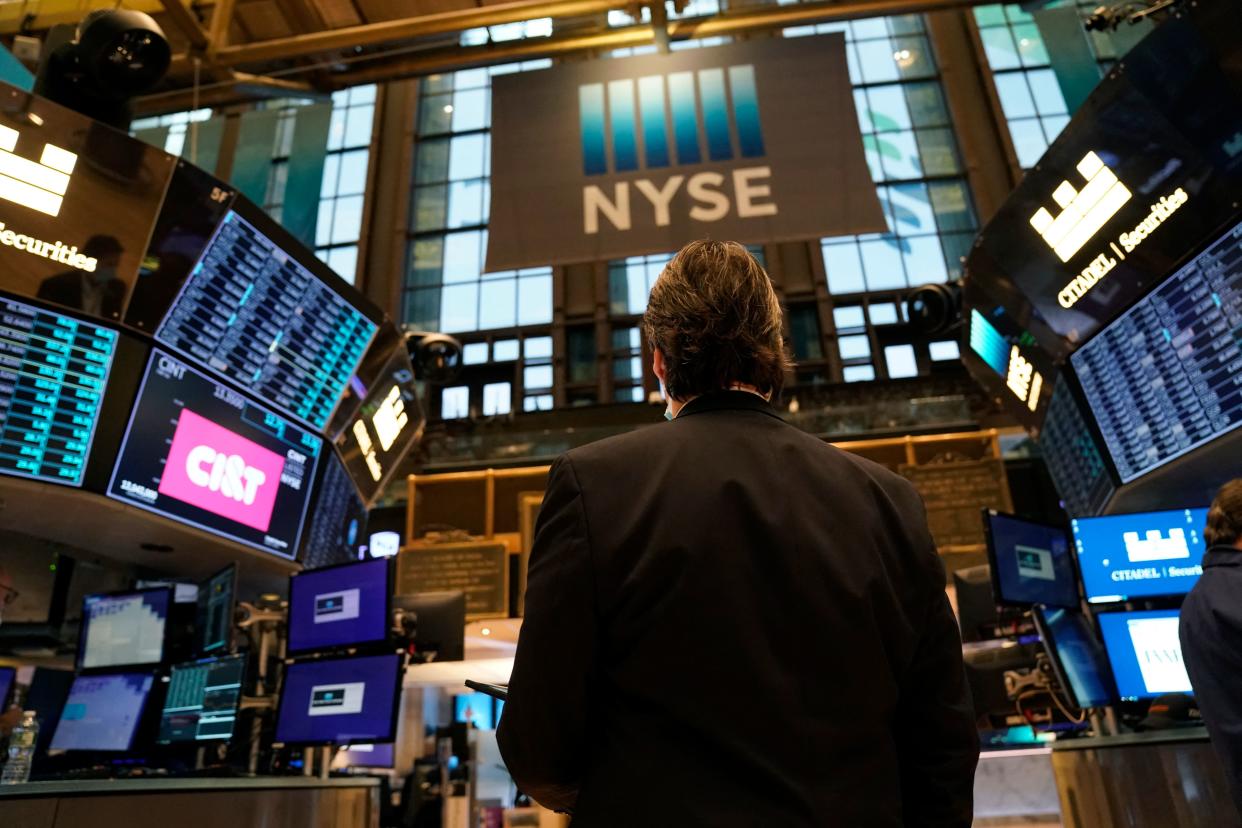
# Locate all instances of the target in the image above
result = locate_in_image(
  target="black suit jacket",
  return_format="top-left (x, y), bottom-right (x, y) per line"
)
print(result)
top-left (497, 392), bottom-right (978, 826)
top-left (1180, 545), bottom-right (1242, 815)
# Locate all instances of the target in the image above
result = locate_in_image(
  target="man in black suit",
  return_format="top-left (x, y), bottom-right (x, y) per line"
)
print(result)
top-left (498, 241), bottom-right (978, 825)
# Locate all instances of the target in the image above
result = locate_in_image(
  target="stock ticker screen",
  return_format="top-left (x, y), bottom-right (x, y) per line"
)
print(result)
top-left (1071, 219), bottom-right (1242, 483)
top-left (155, 210), bottom-right (377, 431)
top-left (1037, 377), bottom-right (1115, 517)
top-left (108, 350), bottom-right (322, 558)
top-left (300, 450), bottom-right (368, 569)
top-left (0, 296), bottom-right (116, 486)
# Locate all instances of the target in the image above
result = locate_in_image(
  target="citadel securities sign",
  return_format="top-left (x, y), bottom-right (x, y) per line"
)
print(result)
top-left (485, 35), bottom-right (885, 271)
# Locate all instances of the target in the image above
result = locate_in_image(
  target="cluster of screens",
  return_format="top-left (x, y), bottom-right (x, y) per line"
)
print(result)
top-left (984, 507), bottom-right (1209, 608)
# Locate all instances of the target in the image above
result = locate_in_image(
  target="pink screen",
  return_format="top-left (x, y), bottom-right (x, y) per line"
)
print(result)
top-left (157, 409), bottom-right (286, 532)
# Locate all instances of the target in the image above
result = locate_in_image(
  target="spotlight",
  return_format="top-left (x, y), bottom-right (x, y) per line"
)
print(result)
top-left (34, 10), bottom-right (171, 130)
top-left (906, 281), bottom-right (963, 335)
top-left (405, 331), bottom-right (464, 385)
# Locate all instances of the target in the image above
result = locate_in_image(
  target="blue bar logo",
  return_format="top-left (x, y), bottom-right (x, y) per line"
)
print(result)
top-left (579, 64), bottom-right (766, 176)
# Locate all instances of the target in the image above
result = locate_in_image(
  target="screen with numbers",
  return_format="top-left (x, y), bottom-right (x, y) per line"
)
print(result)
top-left (107, 349), bottom-right (322, 558)
top-left (0, 295), bottom-right (117, 487)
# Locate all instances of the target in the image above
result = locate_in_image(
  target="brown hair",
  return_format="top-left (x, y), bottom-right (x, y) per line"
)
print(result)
top-left (642, 240), bottom-right (791, 400)
top-left (1206, 479), bottom-right (1242, 547)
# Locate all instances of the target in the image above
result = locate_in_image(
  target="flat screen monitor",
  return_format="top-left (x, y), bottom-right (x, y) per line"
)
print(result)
top-left (300, 449), bottom-right (368, 570)
top-left (1033, 605), bottom-right (1115, 709)
top-left (455, 693), bottom-right (495, 730)
top-left (153, 208), bottom-right (378, 431)
top-left (1097, 609), bottom-right (1192, 701)
top-left (1070, 216), bottom-right (1242, 484)
top-left (49, 672), bottom-right (155, 751)
top-left (107, 350), bottom-right (322, 558)
top-left (274, 653), bottom-right (402, 746)
top-left (23, 667), bottom-right (74, 757)
top-left (78, 588), bottom-right (171, 670)
top-left (157, 654), bottom-right (246, 744)
top-left (984, 511), bottom-right (1078, 608)
top-left (288, 558), bottom-right (391, 655)
top-left (1073, 507), bottom-right (1208, 603)
top-left (0, 665), bottom-right (14, 708)
top-left (196, 565), bottom-right (237, 657)
top-left (334, 742), bottom-right (395, 770)
top-left (0, 294), bottom-right (119, 487)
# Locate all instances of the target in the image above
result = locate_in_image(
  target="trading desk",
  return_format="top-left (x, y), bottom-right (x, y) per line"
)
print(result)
top-left (0, 776), bottom-right (380, 828)
top-left (1051, 727), bottom-right (1239, 827)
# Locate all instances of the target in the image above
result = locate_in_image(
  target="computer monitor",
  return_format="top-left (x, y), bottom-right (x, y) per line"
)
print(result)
top-left (287, 558), bottom-right (392, 655)
top-left (49, 673), bottom-right (156, 752)
top-left (157, 654), bottom-right (246, 744)
top-left (23, 668), bottom-right (74, 760)
top-left (393, 592), bottom-right (465, 662)
top-left (1097, 609), bottom-right (1192, 702)
top-left (274, 653), bottom-right (403, 746)
top-left (952, 565), bottom-right (1000, 643)
top-left (197, 565), bottom-right (237, 657)
top-left (455, 693), bottom-right (495, 730)
top-left (1073, 508), bottom-right (1209, 603)
top-left (0, 666), bottom-right (14, 709)
top-left (983, 511), bottom-right (1078, 608)
top-left (333, 742), bottom-right (396, 770)
top-left (1032, 606), bottom-right (1115, 709)
top-left (78, 588), bottom-right (172, 671)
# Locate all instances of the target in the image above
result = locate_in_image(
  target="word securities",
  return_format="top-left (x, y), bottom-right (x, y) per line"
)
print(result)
top-left (1057, 188), bottom-right (1188, 309)
top-left (0, 221), bottom-right (99, 272)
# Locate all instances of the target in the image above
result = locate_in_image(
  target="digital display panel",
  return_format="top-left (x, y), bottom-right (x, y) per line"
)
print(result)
top-left (274, 653), bottom-right (402, 746)
top-left (300, 450), bottom-right (368, 570)
top-left (964, 303), bottom-right (1055, 428)
top-left (1073, 507), bottom-right (1208, 603)
top-left (158, 654), bottom-right (245, 744)
top-left (1034, 606), bottom-right (1114, 709)
top-left (196, 565), bottom-right (236, 656)
top-left (49, 672), bottom-right (155, 751)
top-left (108, 350), bottom-right (322, 558)
top-left (288, 557), bottom-right (390, 654)
top-left (0, 666), bottom-right (13, 708)
top-left (79, 588), bottom-right (170, 670)
top-left (1071, 218), bottom-right (1242, 484)
top-left (984, 512), bottom-right (1077, 608)
top-left (335, 346), bottom-right (424, 506)
top-left (154, 209), bottom-right (377, 430)
top-left (1098, 609), bottom-right (1192, 701)
top-left (455, 693), bottom-right (495, 730)
top-left (0, 296), bottom-right (116, 486)
top-left (1037, 376), bottom-right (1115, 517)
top-left (334, 742), bottom-right (395, 769)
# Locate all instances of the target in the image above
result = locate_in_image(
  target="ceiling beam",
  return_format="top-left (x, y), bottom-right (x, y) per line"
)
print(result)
top-left (158, 0), bottom-right (212, 51)
top-left (207, 0), bottom-right (237, 52)
top-left (0, 0), bottom-right (217, 35)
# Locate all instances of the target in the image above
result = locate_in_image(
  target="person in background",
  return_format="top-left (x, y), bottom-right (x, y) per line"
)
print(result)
top-left (36, 234), bottom-right (126, 318)
top-left (497, 240), bottom-right (979, 826)
top-left (1181, 478), bottom-right (1242, 815)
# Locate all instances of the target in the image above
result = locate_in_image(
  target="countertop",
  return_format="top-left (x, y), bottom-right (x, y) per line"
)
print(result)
top-left (0, 775), bottom-right (380, 798)
top-left (1051, 726), bottom-right (1210, 752)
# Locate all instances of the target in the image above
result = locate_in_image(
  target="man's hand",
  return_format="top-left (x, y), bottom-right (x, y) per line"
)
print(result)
top-left (0, 705), bottom-right (22, 737)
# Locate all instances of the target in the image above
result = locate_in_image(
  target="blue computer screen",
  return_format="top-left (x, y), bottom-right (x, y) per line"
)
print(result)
top-left (0, 667), bottom-right (14, 708)
top-left (455, 693), bottom-right (495, 730)
top-left (1037, 607), bottom-right (1114, 708)
top-left (79, 589), bottom-right (171, 670)
top-left (49, 673), bottom-right (155, 751)
top-left (287, 558), bottom-right (390, 654)
top-left (1097, 609), bottom-right (1192, 701)
top-left (1073, 508), bottom-right (1208, 602)
top-left (986, 512), bottom-right (1077, 607)
top-left (337, 742), bottom-right (395, 769)
top-left (274, 653), bottom-right (401, 745)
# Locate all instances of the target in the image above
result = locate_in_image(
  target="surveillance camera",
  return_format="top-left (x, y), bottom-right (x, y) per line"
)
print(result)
top-left (405, 331), bottom-right (464, 385)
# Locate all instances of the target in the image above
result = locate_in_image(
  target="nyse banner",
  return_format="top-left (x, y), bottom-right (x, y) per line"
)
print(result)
top-left (485, 35), bottom-right (884, 271)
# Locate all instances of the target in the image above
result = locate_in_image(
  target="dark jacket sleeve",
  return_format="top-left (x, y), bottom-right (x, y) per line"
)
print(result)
top-left (496, 455), bottom-right (597, 814)
top-left (894, 488), bottom-right (980, 828)
top-left (1180, 588), bottom-right (1242, 814)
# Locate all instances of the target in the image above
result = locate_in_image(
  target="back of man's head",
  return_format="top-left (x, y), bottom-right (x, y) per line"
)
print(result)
top-left (1206, 479), bottom-right (1242, 549)
top-left (642, 240), bottom-right (789, 400)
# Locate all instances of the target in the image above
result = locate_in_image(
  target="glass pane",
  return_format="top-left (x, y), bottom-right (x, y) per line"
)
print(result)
top-left (843, 365), bottom-right (875, 383)
top-left (856, 39), bottom-right (901, 84)
top-left (525, 365), bottom-right (554, 389)
top-left (412, 184), bottom-right (448, 232)
top-left (447, 179), bottom-right (486, 228)
top-left (885, 344), bottom-right (919, 378)
top-left (1041, 114), bottom-right (1071, 143)
top-left (524, 336), bottom-right (553, 358)
top-left (994, 73), bottom-right (1037, 120)
top-left (462, 342), bottom-right (489, 364)
top-left (327, 108), bottom-right (346, 151)
top-left (330, 195), bottom-right (364, 244)
top-left (315, 200), bottom-right (333, 246)
top-left (414, 138), bottom-right (450, 184)
top-left (441, 386), bottom-right (470, 419)
top-left (325, 246), bottom-right (358, 284)
top-left (405, 287), bottom-right (439, 330)
top-left (349, 85), bottom-right (377, 105)
top-left (888, 183), bottom-right (935, 235)
top-left (877, 130), bottom-right (922, 180)
top-left (448, 134), bottom-right (487, 181)
top-left (904, 82), bottom-right (948, 128)
top-left (336, 149), bottom-right (369, 196)
top-left (1013, 23), bottom-right (1049, 67)
top-left (838, 334), bottom-right (871, 360)
top-left (859, 237), bottom-right (906, 290)
top-left (930, 340), bottom-right (961, 361)
top-left (494, 339), bottom-right (520, 361)
top-left (478, 278), bottom-right (517, 329)
top-left (343, 106), bottom-right (373, 148)
top-left (865, 85), bottom-right (911, 131)
top-left (979, 25), bottom-right (1020, 71)
top-left (482, 382), bottom-right (511, 416)
top-left (833, 305), bottom-right (865, 330)
top-left (320, 153), bottom-right (340, 198)
top-left (928, 180), bottom-right (975, 233)
top-left (442, 231), bottom-right (483, 283)
top-left (973, 5), bottom-right (1008, 27)
top-left (823, 242), bottom-right (866, 295)
top-left (518, 273), bottom-right (553, 325)
top-left (914, 128), bottom-right (961, 176)
top-left (409, 238), bottom-right (443, 287)
top-left (902, 235), bottom-right (948, 285)
top-left (452, 87), bottom-right (489, 132)
top-left (1028, 69), bottom-right (1068, 115)
top-left (1008, 118), bottom-right (1049, 168)
top-left (869, 302), bottom-right (899, 325)
top-left (440, 283), bottom-right (479, 333)
top-left (892, 36), bottom-right (935, 80)
top-left (788, 305), bottom-right (822, 360)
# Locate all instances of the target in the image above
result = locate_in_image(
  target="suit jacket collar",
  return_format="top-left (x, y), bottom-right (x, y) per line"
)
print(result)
top-left (1204, 545), bottom-right (1242, 569)
top-left (676, 390), bottom-right (784, 421)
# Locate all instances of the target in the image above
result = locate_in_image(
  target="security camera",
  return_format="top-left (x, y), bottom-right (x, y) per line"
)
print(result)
top-left (906, 281), bottom-right (963, 336)
top-left (405, 331), bottom-right (464, 385)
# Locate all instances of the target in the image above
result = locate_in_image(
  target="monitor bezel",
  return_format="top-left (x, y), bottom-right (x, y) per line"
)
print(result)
top-left (76, 586), bottom-right (174, 673)
top-left (196, 564), bottom-right (239, 658)
top-left (0, 665), bottom-right (15, 709)
top-left (1032, 604), bottom-right (1117, 709)
top-left (156, 652), bottom-right (248, 745)
top-left (48, 670), bottom-right (158, 752)
top-left (273, 651), bottom-right (404, 748)
top-left (1095, 606), bottom-right (1188, 702)
top-left (286, 556), bottom-right (394, 656)
top-left (1073, 506), bottom-right (1210, 603)
top-left (982, 509), bottom-right (1079, 609)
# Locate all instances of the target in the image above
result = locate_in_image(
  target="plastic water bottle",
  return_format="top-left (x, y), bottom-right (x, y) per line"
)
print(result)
top-left (1, 711), bottom-right (38, 785)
